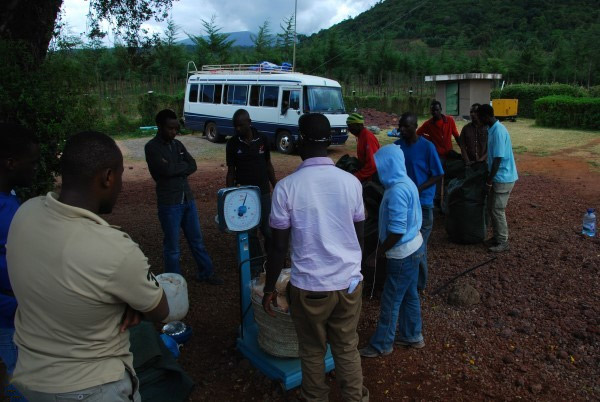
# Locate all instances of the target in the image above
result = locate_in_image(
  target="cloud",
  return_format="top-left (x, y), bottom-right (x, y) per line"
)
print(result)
top-left (60, 0), bottom-right (379, 42)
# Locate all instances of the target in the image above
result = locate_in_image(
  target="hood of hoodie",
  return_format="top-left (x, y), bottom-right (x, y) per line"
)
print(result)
top-left (374, 144), bottom-right (410, 189)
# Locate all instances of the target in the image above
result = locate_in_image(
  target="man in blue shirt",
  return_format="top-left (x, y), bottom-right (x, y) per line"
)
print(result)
top-left (0, 123), bottom-right (39, 399)
top-left (477, 104), bottom-right (518, 252)
top-left (394, 112), bottom-right (444, 292)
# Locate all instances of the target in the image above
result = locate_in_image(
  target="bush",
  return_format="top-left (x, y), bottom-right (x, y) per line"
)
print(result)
top-left (491, 83), bottom-right (586, 118)
top-left (0, 41), bottom-right (102, 198)
top-left (534, 96), bottom-right (600, 130)
top-left (138, 91), bottom-right (185, 126)
top-left (588, 85), bottom-right (600, 98)
top-left (343, 95), bottom-right (432, 116)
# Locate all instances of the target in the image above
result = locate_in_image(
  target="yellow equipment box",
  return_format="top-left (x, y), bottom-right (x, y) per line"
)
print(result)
top-left (492, 99), bottom-right (518, 121)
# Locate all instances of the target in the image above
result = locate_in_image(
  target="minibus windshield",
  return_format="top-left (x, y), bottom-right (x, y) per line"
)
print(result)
top-left (305, 86), bottom-right (346, 114)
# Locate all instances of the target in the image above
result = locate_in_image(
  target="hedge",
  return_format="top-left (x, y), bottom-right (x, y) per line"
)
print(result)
top-left (343, 95), bottom-right (432, 116)
top-left (534, 96), bottom-right (600, 130)
top-left (588, 85), bottom-right (600, 98)
top-left (138, 91), bottom-right (185, 126)
top-left (491, 84), bottom-right (586, 118)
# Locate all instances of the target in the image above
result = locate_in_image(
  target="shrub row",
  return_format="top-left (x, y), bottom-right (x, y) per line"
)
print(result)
top-left (343, 95), bottom-right (432, 116)
top-left (534, 96), bottom-right (600, 130)
top-left (138, 91), bottom-right (185, 126)
top-left (491, 84), bottom-right (587, 118)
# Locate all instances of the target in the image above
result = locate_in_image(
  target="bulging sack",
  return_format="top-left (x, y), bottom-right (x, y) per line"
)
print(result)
top-left (251, 269), bottom-right (291, 313)
top-left (156, 273), bottom-right (189, 322)
top-left (445, 163), bottom-right (488, 244)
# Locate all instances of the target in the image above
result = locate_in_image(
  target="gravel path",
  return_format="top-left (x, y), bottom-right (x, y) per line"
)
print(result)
top-left (118, 133), bottom-right (226, 161)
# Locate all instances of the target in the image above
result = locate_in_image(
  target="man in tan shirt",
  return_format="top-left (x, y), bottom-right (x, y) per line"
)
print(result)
top-left (7, 131), bottom-right (169, 401)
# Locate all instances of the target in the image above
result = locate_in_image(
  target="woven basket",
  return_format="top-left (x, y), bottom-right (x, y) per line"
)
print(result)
top-left (251, 297), bottom-right (299, 358)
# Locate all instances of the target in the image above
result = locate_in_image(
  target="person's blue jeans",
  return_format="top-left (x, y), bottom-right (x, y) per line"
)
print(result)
top-left (158, 200), bottom-right (214, 279)
top-left (418, 205), bottom-right (434, 291)
top-left (369, 243), bottom-right (424, 353)
top-left (0, 327), bottom-right (25, 400)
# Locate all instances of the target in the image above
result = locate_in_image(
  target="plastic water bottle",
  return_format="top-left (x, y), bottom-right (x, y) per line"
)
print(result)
top-left (582, 208), bottom-right (596, 237)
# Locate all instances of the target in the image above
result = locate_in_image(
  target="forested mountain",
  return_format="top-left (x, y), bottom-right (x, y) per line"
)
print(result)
top-left (308, 0), bottom-right (599, 50)
top-left (296, 0), bottom-right (599, 87)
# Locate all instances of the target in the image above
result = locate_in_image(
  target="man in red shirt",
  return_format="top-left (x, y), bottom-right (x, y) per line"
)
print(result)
top-left (416, 100), bottom-right (460, 160)
top-left (416, 101), bottom-right (460, 209)
top-left (347, 112), bottom-right (381, 182)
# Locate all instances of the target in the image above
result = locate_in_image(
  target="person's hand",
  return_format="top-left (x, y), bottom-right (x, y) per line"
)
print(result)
top-left (120, 306), bottom-right (143, 332)
top-left (484, 181), bottom-right (493, 195)
top-left (262, 290), bottom-right (278, 317)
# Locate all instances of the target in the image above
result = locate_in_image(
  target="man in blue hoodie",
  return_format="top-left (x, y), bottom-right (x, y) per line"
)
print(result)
top-left (359, 144), bottom-right (425, 357)
top-left (0, 123), bottom-right (39, 399)
top-left (394, 112), bottom-right (443, 292)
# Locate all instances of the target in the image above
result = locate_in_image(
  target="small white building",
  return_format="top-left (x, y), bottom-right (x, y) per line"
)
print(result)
top-left (425, 73), bottom-right (502, 117)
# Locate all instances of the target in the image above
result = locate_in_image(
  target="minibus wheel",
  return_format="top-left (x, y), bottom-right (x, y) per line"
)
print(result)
top-left (276, 131), bottom-right (295, 154)
top-left (205, 122), bottom-right (224, 143)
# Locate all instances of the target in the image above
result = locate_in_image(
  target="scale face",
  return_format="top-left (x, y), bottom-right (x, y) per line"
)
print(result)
top-left (217, 186), bottom-right (261, 233)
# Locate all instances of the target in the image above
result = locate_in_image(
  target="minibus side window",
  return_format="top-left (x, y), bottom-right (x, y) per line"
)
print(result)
top-left (188, 84), bottom-right (198, 102)
top-left (201, 84), bottom-right (215, 103)
top-left (250, 85), bottom-right (260, 106)
top-left (234, 85), bottom-right (248, 105)
top-left (214, 85), bottom-right (222, 104)
top-left (261, 86), bottom-right (279, 107)
top-left (226, 85), bottom-right (248, 105)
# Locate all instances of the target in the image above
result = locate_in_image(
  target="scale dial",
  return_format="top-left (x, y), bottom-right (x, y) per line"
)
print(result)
top-left (220, 187), bottom-right (261, 232)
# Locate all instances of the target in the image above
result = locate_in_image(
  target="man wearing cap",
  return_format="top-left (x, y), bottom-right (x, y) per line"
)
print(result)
top-left (477, 104), bottom-right (518, 253)
top-left (263, 113), bottom-right (369, 401)
top-left (347, 112), bottom-right (381, 182)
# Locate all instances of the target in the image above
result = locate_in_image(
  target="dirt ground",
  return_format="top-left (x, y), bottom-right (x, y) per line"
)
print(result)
top-left (110, 127), bottom-right (600, 401)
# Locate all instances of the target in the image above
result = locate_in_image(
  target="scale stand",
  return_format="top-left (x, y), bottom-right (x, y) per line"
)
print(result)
top-left (217, 186), bottom-right (334, 391)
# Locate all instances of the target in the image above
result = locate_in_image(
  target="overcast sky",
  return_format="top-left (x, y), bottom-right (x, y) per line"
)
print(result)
top-left (61, 0), bottom-right (380, 44)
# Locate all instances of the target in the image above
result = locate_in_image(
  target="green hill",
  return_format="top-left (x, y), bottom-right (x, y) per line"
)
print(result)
top-left (311, 0), bottom-right (599, 49)
top-left (296, 0), bottom-right (600, 87)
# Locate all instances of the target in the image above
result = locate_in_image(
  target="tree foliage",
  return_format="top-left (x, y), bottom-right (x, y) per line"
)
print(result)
top-left (188, 15), bottom-right (233, 66)
top-left (0, 0), bottom-right (177, 196)
top-left (252, 20), bottom-right (273, 61)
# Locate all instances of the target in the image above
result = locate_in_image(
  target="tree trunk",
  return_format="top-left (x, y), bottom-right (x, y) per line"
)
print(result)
top-left (0, 0), bottom-right (62, 64)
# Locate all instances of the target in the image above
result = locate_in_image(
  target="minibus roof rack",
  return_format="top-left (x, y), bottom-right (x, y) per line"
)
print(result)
top-left (187, 62), bottom-right (299, 76)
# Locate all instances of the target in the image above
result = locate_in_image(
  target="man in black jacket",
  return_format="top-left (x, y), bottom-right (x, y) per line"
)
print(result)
top-left (226, 109), bottom-right (277, 259)
top-left (145, 109), bottom-right (223, 285)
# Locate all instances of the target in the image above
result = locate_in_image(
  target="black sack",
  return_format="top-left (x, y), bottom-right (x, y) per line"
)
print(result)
top-left (445, 162), bottom-right (488, 244)
top-left (335, 154), bottom-right (360, 173)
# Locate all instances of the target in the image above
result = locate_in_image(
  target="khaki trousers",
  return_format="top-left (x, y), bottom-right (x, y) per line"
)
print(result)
top-left (289, 283), bottom-right (369, 402)
top-left (17, 369), bottom-right (140, 402)
top-left (488, 181), bottom-right (515, 244)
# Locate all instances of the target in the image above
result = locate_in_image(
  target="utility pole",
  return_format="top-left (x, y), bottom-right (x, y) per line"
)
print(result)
top-left (292, 0), bottom-right (297, 72)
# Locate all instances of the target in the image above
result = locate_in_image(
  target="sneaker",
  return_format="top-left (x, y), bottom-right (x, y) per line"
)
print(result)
top-left (489, 242), bottom-right (510, 253)
top-left (359, 345), bottom-right (393, 358)
top-left (395, 339), bottom-right (425, 349)
top-left (197, 274), bottom-right (224, 285)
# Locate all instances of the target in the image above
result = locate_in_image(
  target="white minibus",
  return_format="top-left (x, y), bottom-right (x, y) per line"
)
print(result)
top-left (183, 63), bottom-right (349, 154)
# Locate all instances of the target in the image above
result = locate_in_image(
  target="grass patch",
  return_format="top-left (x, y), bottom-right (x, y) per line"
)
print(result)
top-left (588, 160), bottom-right (600, 172)
top-left (513, 145), bottom-right (528, 154)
